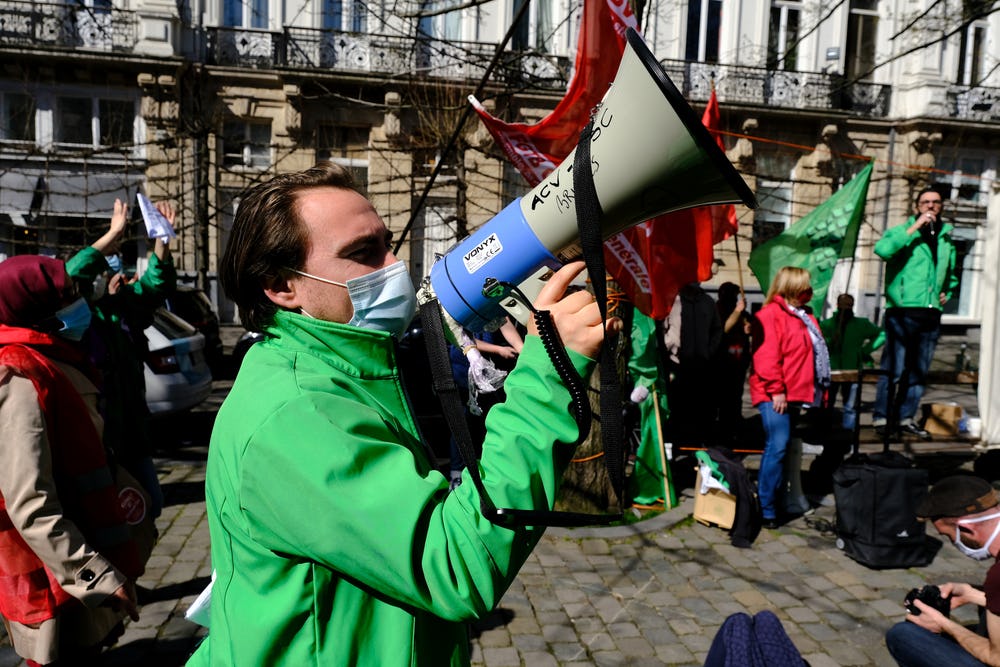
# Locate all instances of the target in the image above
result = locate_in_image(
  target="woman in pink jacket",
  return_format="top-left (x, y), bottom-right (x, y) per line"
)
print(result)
top-left (749, 267), bottom-right (830, 527)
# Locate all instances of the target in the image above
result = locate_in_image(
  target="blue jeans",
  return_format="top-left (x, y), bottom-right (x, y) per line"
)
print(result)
top-left (757, 402), bottom-right (791, 520)
top-left (831, 382), bottom-right (860, 431)
top-left (874, 310), bottom-right (941, 424)
top-left (886, 620), bottom-right (987, 667)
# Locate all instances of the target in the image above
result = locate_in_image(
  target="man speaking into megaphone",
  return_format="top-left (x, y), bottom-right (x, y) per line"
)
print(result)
top-left (191, 28), bottom-right (755, 665)
top-left (190, 161), bottom-right (621, 665)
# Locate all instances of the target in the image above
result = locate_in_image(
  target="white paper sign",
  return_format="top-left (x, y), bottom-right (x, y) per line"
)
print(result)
top-left (137, 193), bottom-right (176, 241)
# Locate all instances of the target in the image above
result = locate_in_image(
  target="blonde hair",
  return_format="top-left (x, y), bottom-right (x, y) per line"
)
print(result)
top-left (765, 266), bottom-right (812, 304)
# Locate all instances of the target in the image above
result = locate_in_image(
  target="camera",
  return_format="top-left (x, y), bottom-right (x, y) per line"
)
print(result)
top-left (904, 585), bottom-right (952, 617)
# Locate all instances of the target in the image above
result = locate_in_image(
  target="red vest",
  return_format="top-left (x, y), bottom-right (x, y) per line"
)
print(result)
top-left (0, 328), bottom-right (143, 625)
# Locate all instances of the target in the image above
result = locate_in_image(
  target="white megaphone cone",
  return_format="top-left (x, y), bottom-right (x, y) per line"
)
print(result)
top-left (429, 27), bottom-right (757, 331)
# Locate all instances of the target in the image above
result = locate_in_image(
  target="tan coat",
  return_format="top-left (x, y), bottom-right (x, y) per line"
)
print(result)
top-left (0, 359), bottom-right (128, 663)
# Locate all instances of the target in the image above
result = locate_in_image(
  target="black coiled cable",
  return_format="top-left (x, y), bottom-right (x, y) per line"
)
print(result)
top-left (488, 279), bottom-right (591, 446)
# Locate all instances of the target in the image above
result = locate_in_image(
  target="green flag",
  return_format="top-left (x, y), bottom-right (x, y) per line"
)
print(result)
top-left (626, 310), bottom-right (676, 508)
top-left (748, 161), bottom-right (873, 312)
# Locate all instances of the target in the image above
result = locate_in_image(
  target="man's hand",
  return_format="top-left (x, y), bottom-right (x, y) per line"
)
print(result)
top-left (110, 198), bottom-right (128, 238)
top-left (940, 582), bottom-right (986, 609)
top-left (772, 393), bottom-right (788, 414)
top-left (906, 598), bottom-right (949, 633)
top-left (153, 201), bottom-right (175, 260)
top-left (103, 581), bottom-right (140, 622)
top-left (108, 272), bottom-right (126, 295)
top-left (527, 261), bottom-right (620, 360)
top-left (91, 198), bottom-right (128, 255)
top-left (908, 211), bottom-right (937, 235)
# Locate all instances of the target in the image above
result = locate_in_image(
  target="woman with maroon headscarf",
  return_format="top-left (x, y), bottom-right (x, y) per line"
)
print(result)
top-left (0, 255), bottom-right (144, 666)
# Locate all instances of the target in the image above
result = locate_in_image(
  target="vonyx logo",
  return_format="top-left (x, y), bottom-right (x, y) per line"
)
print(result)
top-left (462, 233), bottom-right (503, 274)
top-left (896, 530), bottom-right (910, 538)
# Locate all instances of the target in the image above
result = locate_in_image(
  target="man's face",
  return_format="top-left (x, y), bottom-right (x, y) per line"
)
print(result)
top-left (287, 186), bottom-right (397, 324)
top-left (933, 514), bottom-right (996, 552)
top-left (915, 191), bottom-right (944, 218)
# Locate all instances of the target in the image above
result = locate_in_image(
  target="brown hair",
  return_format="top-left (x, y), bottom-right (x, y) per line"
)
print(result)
top-left (764, 266), bottom-right (812, 305)
top-left (221, 161), bottom-right (358, 332)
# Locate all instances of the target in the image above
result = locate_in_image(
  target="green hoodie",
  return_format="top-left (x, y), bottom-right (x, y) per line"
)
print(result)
top-left (188, 310), bottom-right (594, 666)
top-left (874, 216), bottom-right (959, 310)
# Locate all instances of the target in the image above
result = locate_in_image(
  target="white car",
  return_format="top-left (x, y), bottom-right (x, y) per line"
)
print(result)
top-left (144, 308), bottom-right (213, 415)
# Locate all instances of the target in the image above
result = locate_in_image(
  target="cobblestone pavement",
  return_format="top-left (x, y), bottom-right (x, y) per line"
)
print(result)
top-left (3, 449), bottom-right (985, 666)
top-left (0, 331), bottom-right (987, 665)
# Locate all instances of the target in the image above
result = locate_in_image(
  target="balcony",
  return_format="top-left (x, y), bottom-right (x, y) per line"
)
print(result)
top-left (947, 85), bottom-right (1000, 122)
top-left (659, 60), bottom-right (892, 117)
top-left (0, 0), bottom-right (137, 53)
top-left (207, 26), bottom-right (571, 88)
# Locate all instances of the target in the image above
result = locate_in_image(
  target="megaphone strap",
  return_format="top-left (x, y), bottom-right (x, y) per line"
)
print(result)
top-left (573, 120), bottom-right (627, 515)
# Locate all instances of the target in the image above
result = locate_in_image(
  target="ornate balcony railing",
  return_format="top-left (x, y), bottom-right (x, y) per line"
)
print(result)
top-left (208, 26), bottom-right (572, 88)
top-left (659, 60), bottom-right (891, 117)
top-left (205, 26), bottom-right (891, 115)
top-left (0, 0), bottom-right (137, 52)
top-left (947, 86), bottom-right (1000, 122)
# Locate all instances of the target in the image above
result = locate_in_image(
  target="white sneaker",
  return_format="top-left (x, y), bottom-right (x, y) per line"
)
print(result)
top-left (801, 442), bottom-right (824, 455)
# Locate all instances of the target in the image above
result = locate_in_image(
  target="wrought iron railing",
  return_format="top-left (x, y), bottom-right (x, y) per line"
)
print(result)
top-left (207, 26), bottom-right (572, 89)
top-left (947, 85), bottom-right (1000, 122)
top-left (206, 26), bottom-right (891, 115)
top-left (658, 59), bottom-right (892, 117)
top-left (0, 0), bottom-right (137, 52)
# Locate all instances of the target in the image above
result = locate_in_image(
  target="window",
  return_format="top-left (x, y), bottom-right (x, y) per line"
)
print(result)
top-left (410, 200), bottom-right (457, 285)
top-left (767, 1), bottom-right (800, 71)
top-left (685, 0), bottom-right (722, 63)
top-left (752, 152), bottom-right (796, 248)
top-left (99, 99), bottom-right (134, 147)
top-left (512, 0), bottom-right (556, 52)
top-left (322, 0), bottom-right (366, 32)
top-left (958, 5), bottom-right (989, 85)
top-left (0, 92), bottom-right (35, 142)
top-left (318, 125), bottom-right (369, 194)
top-left (752, 182), bottom-right (792, 248)
top-left (54, 95), bottom-right (136, 148)
top-left (56, 97), bottom-right (93, 145)
top-left (941, 226), bottom-right (980, 319)
top-left (222, 121), bottom-right (272, 169)
top-left (845, 0), bottom-right (878, 82)
top-left (224, 0), bottom-right (268, 29)
top-left (935, 156), bottom-right (988, 205)
top-left (417, 0), bottom-right (462, 41)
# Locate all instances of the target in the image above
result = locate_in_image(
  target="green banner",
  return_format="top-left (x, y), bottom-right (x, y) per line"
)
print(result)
top-left (748, 161), bottom-right (873, 311)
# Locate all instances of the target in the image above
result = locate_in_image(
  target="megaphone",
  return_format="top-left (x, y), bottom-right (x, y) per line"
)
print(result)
top-left (429, 28), bottom-right (757, 331)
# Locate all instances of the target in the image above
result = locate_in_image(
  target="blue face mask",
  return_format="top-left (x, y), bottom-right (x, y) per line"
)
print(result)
top-left (106, 254), bottom-right (123, 273)
top-left (54, 297), bottom-right (93, 341)
top-left (288, 261), bottom-right (417, 339)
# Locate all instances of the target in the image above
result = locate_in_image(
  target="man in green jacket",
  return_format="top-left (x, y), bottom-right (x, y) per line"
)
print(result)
top-left (187, 161), bottom-right (615, 666)
top-left (871, 187), bottom-right (959, 440)
top-left (820, 293), bottom-right (885, 431)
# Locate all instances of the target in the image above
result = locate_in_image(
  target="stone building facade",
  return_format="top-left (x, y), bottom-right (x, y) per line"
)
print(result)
top-left (0, 0), bottom-right (997, 329)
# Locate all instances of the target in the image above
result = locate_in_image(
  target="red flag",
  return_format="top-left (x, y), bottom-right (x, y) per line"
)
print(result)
top-left (702, 90), bottom-right (739, 245)
top-left (470, 0), bottom-right (637, 187)
top-left (471, 0), bottom-right (737, 318)
top-left (605, 90), bottom-right (739, 318)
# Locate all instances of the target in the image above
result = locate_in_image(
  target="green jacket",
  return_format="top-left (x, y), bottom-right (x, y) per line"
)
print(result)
top-left (188, 310), bottom-right (593, 666)
top-left (819, 313), bottom-right (885, 370)
top-left (874, 217), bottom-right (959, 310)
top-left (65, 247), bottom-right (176, 462)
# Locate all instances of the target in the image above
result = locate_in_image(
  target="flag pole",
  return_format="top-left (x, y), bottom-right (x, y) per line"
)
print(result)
top-left (651, 388), bottom-right (675, 509)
